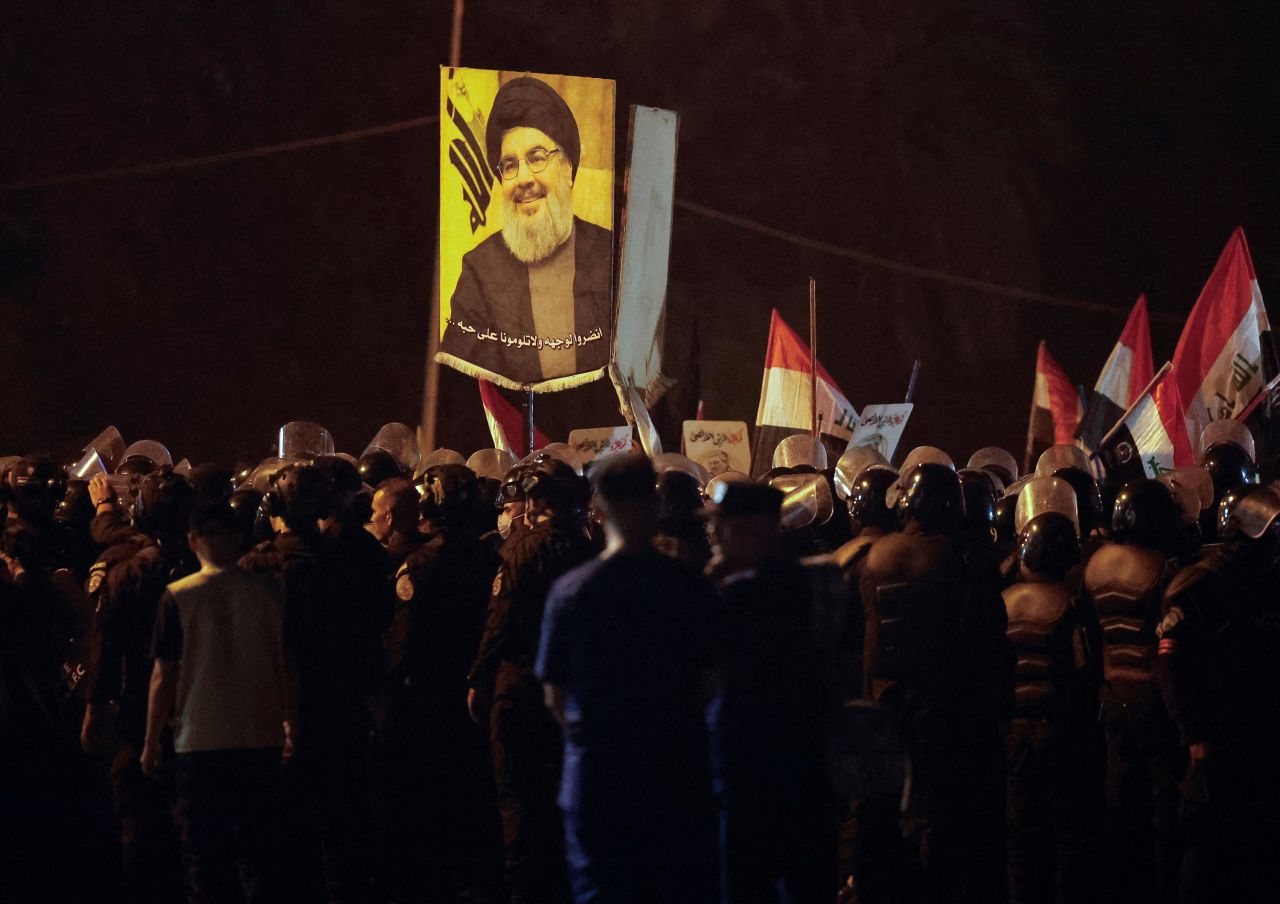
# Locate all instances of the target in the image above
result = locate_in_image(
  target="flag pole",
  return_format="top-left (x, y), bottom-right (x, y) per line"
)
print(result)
top-left (809, 277), bottom-right (818, 438)
top-left (526, 388), bottom-right (535, 457)
top-left (1024, 341), bottom-right (1044, 476)
top-left (1093, 361), bottom-right (1174, 455)
top-left (1235, 371), bottom-right (1280, 422)
top-left (422, 0), bottom-right (467, 453)
top-left (905, 359), bottom-right (921, 403)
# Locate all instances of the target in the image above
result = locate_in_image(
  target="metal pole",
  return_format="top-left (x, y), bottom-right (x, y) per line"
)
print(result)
top-left (809, 277), bottom-right (818, 437)
top-left (422, 0), bottom-right (466, 452)
top-left (526, 388), bottom-right (536, 457)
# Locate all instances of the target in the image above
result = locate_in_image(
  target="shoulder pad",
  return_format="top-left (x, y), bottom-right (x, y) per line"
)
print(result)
top-left (801, 555), bottom-right (846, 596)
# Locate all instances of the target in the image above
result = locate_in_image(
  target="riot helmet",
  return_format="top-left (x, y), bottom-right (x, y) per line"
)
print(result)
top-left (420, 463), bottom-right (479, 527)
top-left (7, 455), bottom-right (66, 519)
top-left (132, 468), bottom-right (195, 540)
top-left (1111, 479), bottom-right (1184, 551)
top-left (846, 465), bottom-right (899, 535)
top-left (522, 457), bottom-right (587, 516)
top-left (1017, 514), bottom-right (1080, 579)
top-left (265, 463), bottom-right (328, 532)
top-left (1201, 443), bottom-right (1259, 504)
top-left (495, 465), bottom-right (531, 511)
top-left (834, 446), bottom-right (889, 501)
top-left (957, 468), bottom-right (1000, 542)
top-left (118, 440), bottom-right (173, 477)
top-left (357, 448), bottom-right (403, 489)
top-left (313, 455), bottom-right (364, 522)
top-left (186, 464), bottom-right (234, 505)
top-left (1014, 477), bottom-right (1081, 578)
top-left (967, 446), bottom-right (1019, 488)
top-left (896, 462), bottom-right (964, 533)
top-left (1035, 444), bottom-right (1103, 536)
top-left (655, 470), bottom-right (704, 526)
top-left (361, 423), bottom-right (420, 474)
top-left (1216, 483), bottom-right (1280, 547)
top-left (1199, 419), bottom-right (1256, 464)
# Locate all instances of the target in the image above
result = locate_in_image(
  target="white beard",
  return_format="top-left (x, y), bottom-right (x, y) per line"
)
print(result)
top-left (501, 167), bottom-right (575, 264)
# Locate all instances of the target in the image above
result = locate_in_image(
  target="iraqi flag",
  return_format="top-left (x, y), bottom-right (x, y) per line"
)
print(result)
top-left (1096, 363), bottom-right (1194, 481)
top-left (1076, 295), bottom-right (1155, 451)
top-left (1025, 341), bottom-right (1084, 473)
top-left (479, 380), bottom-right (549, 458)
top-left (752, 309), bottom-right (857, 476)
top-left (1171, 227), bottom-right (1277, 447)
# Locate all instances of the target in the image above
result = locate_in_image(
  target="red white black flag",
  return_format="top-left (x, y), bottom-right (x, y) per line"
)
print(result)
top-left (1077, 295), bottom-right (1154, 451)
top-left (1171, 227), bottom-right (1276, 447)
top-left (752, 308), bottom-right (857, 476)
top-left (1095, 363), bottom-right (1194, 480)
top-left (1025, 341), bottom-right (1083, 473)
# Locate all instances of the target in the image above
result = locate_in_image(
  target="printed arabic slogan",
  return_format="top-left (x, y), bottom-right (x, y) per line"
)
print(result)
top-left (437, 67), bottom-right (616, 392)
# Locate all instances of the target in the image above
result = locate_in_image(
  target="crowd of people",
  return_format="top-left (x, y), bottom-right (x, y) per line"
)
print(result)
top-left (2, 419), bottom-right (1279, 904)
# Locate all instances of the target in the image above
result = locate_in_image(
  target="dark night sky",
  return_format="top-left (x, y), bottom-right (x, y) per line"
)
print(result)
top-left (2, 1), bottom-right (1278, 468)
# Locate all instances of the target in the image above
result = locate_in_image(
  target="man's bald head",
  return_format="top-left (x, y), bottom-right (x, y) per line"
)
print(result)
top-left (370, 477), bottom-right (419, 541)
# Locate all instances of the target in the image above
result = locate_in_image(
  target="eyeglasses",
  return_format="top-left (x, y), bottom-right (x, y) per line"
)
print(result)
top-left (495, 146), bottom-right (561, 181)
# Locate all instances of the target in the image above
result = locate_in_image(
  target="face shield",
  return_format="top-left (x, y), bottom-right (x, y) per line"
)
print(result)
top-left (467, 448), bottom-right (516, 481)
top-left (1015, 476), bottom-right (1081, 538)
top-left (835, 446), bottom-right (890, 501)
top-left (362, 423), bottom-right (421, 473)
top-left (1198, 418), bottom-right (1256, 463)
top-left (772, 434), bottom-right (829, 471)
top-left (278, 422), bottom-right (334, 460)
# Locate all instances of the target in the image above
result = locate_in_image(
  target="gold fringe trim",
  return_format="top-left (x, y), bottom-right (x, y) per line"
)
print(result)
top-left (435, 352), bottom-right (606, 394)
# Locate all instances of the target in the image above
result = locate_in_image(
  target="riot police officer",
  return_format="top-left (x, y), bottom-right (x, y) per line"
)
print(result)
top-left (849, 460), bottom-right (1013, 903)
top-left (82, 468), bottom-right (196, 903)
top-left (1196, 419), bottom-right (1260, 543)
top-left (467, 456), bottom-right (595, 904)
top-left (240, 462), bottom-right (382, 904)
top-left (377, 463), bottom-right (502, 902)
top-left (652, 468), bottom-right (711, 568)
top-left (1157, 483), bottom-right (1280, 901)
top-left (1003, 477), bottom-right (1104, 904)
top-left (1085, 478), bottom-right (1192, 903)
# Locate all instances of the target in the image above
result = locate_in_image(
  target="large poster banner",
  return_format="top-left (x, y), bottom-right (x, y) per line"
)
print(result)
top-left (437, 67), bottom-right (616, 392)
top-left (682, 420), bottom-right (752, 477)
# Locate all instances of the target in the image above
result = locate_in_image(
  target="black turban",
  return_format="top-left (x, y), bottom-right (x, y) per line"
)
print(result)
top-left (485, 76), bottom-right (581, 180)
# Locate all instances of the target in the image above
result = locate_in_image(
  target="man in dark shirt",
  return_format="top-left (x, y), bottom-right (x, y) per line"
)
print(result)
top-left (703, 480), bottom-right (846, 904)
top-left (537, 454), bottom-right (719, 904)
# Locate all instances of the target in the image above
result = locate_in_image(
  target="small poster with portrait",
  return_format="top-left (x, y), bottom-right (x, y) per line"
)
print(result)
top-left (437, 67), bottom-right (616, 392)
top-left (682, 420), bottom-right (752, 477)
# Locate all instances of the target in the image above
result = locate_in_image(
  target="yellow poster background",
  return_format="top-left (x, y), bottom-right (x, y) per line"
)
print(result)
top-left (438, 67), bottom-right (615, 335)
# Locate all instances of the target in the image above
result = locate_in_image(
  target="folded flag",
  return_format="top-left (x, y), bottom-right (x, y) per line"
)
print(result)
top-left (1077, 295), bottom-right (1154, 451)
top-left (752, 308), bottom-right (857, 476)
top-left (1171, 227), bottom-right (1277, 448)
top-left (479, 379), bottom-right (549, 458)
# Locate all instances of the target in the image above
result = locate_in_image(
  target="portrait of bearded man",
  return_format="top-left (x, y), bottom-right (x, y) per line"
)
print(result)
top-left (438, 75), bottom-right (613, 390)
